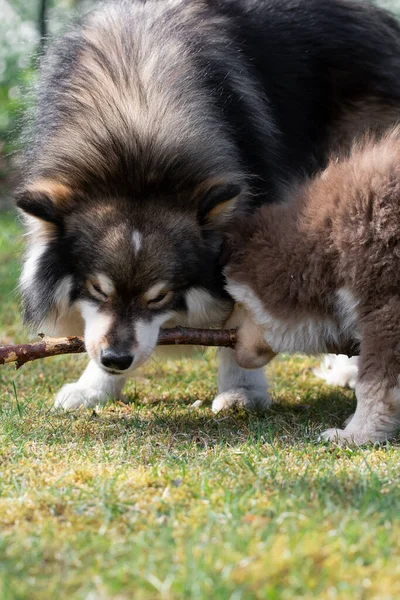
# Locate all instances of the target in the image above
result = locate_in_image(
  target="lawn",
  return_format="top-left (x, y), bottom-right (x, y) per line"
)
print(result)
top-left (1, 211), bottom-right (400, 600)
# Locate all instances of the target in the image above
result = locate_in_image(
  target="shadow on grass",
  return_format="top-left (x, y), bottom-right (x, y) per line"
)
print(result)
top-left (2, 388), bottom-right (372, 449)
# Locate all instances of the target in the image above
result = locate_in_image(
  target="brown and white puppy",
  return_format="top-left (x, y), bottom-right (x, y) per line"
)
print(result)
top-left (225, 129), bottom-right (400, 444)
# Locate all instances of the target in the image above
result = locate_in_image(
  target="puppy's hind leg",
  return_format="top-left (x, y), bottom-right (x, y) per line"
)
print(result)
top-left (321, 302), bottom-right (400, 444)
top-left (54, 360), bottom-right (128, 410)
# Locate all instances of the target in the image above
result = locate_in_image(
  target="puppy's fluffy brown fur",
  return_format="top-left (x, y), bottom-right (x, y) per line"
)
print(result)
top-left (225, 128), bottom-right (400, 444)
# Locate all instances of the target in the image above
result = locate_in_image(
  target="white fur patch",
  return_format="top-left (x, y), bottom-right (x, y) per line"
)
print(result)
top-left (78, 300), bottom-right (112, 359)
top-left (313, 354), bottom-right (358, 389)
top-left (335, 287), bottom-right (359, 340)
top-left (132, 229), bottom-right (142, 254)
top-left (134, 312), bottom-right (174, 368)
top-left (226, 281), bottom-right (338, 354)
top-left (19, 238), bottom-right (47, 296)
top-left (183, 287), bottom-right (232, 328)
top-left (19, 216), bottom-right (84, 336)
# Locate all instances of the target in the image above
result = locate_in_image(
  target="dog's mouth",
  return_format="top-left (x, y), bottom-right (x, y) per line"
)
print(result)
top-left (101, 366), bottom-right (127, 375)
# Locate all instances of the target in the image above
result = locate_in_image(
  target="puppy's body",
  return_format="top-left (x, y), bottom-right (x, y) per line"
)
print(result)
top-left (16, 0), bottom-right (400, 411)
top-left (226, 130), bottom-right (400, 443)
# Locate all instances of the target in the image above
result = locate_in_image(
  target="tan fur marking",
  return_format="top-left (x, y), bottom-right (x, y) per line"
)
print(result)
top-left (195, 176), bottom-right (242, 223)
top-left (207, 197), bottom-right (239, 221)
top-left (29, 179), bottom-right (72, 207)
top-left (235, 312), bottom-right (276, 369)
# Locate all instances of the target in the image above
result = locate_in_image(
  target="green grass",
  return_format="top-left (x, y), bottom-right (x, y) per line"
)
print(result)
top-left (1, 210), bottom-right (400, 600)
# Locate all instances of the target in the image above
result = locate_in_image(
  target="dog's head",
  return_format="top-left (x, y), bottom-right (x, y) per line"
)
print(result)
top-left (16, 179), bottom-right (241, 373)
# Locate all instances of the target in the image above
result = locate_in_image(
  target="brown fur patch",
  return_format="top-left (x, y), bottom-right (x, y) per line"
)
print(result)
top-left (227, 127), bottom-right (400, 441)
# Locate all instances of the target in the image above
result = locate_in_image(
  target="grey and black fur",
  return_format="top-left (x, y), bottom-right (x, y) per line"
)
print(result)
top-left (16, 0), bottom-right (400, 410)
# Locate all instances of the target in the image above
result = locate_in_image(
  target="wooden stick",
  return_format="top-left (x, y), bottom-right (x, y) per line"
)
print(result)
top-left (0, 327), bottom-right (237, 369)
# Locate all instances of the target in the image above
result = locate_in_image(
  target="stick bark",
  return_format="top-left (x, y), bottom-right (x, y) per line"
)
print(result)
top-left (0, 327), bottom-right (237, 369)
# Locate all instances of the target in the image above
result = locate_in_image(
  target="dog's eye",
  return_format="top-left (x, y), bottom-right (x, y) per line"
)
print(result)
top-left (147, 291), bottom-right (173, 308)
top-left (93, 283), bottom-right (107, 298)
top-left (153, 292), bottom-right (167, 303)
top-left (86, 274), bottom-right (115, 302)
top-left (87, 281), bottom-right (108, 302)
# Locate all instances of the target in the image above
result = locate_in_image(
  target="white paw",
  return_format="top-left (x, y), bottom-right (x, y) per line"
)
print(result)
top-left (54, 383), bottom-right (113, 410)
top-left (212, 388), bottom-right (271, 413)
top-left (313, 354), bottom-right (358, 389)
top-left (320, 428), bottom-right (353, 444)
top-left (344, 413), bottom-right (354, 427)
top-left (189, 400), bottom-right (203, 410)
top-left (320, 427), bottom-right (377, 445)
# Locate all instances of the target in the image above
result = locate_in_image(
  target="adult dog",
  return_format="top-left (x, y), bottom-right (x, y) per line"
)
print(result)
top-left (16, 0), bottom-right (400, 410)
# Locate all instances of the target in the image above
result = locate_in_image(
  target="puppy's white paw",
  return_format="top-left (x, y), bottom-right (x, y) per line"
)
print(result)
top-left (54, 383), bottom-right (112, 410)
top-left (313, 354), bottom-right (358, 389)
top-left (344, 413), bottom-right (354, 427)
top-left (212, 388), bottom-right (271, 413)
top-left (320, 427), bottom-right (377, 445)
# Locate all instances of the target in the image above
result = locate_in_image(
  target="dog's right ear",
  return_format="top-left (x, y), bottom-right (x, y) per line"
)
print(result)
top-left (196, 181), bottom-right (242, 227)
top-left (15, 179), bottom-right (72, 224)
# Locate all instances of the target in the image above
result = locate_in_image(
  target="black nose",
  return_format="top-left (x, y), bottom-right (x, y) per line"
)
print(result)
top-left (100, 349), bottom-right (134, 371)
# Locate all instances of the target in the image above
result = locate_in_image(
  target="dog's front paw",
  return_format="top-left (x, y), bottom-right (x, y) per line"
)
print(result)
top-left (54, 383), bottom-right (112, 410)
top-left (212, 388), bottom-right (271, 413)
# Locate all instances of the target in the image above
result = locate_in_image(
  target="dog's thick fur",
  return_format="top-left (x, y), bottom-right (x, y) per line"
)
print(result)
top-left (226, 129), bottom-right (400, 444)
top-left (15, 0), bottom-right (400, 411)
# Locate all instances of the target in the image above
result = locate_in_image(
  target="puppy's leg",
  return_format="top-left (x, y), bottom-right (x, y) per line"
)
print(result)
top-left (321, 377), bottom-right (400, 444)
top-left (212, 305), bottom-right (272, 413)
top-left (54, 360), bottom-right (128, 410)
top-left (322, 303), bottom-right (400, 444)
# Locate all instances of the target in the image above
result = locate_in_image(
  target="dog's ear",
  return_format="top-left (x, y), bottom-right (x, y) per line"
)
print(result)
top-left (15, 179), bottom-right (72, 224)
top-left (197, 182), bottom-right (242, 226)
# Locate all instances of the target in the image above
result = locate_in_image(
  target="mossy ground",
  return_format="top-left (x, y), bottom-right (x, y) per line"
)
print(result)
top-left (1, 210), bottom-right (400, 600)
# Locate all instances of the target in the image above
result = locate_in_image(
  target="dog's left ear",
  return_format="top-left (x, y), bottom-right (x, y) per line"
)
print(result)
top-left (15, 179), bottom-right (73, 224)
top-left (197, 182), bottom-right (242, 226)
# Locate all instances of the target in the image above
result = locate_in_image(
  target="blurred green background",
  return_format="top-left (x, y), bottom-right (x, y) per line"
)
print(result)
top-left (0, 0), bottom-right (94, 205)
top-left (0, 0), bottom-right (400, 205)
